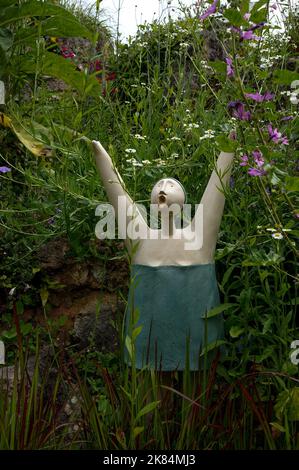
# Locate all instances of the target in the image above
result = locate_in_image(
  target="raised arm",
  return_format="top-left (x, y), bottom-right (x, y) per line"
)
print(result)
top-left (92, 141), bottom-right (148, 244)
top-left (192, 148), bottom-right (234, 261)
top-left (92, 141), bottom-right (133, 210)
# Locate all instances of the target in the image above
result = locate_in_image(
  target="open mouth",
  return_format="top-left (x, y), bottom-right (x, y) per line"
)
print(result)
top-left (158, 194), bottom-right (166, 204)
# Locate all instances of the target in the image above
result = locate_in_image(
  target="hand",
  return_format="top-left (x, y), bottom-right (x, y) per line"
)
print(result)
top-left (92, 140), bottom-right (112, 163)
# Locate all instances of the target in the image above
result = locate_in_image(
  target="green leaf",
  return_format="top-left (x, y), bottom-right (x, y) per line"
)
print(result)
top-left (221, 265), bottom-right (237, 288)
top-left (135, 401), bottom-right (160, 421)
top-left (216, 135), bottom-right (237, 153)
top-left (2, 328), bottom-right (17, 340)
top-left (208, 60), bottom-right (226, 75)
top-left (240, 0), bottom-right (250, 15)
top-left (285, 176), bottom-right (299, 192)
top-left (205, 303), bottom-right (236, 319)
top-left (223, 8), bottom-right (245, 27)
top-left (133, 427), bottom-right (144, 438)
top-left (0, 1), bottom-right (92, 40)
top-left (229, 326), bottom-right (244, 338)
top-left (125, 335), bottom-right (132, 359)
top-left (250, 6), bottom-right (267, 24)
top-left (250, 0), bottom-right (268, 12)
top-left (132, 325), bottom-right (143, 341)
top-left (17, 51), bottom-right (100, 97)
top-left (275, 388), bottom-right (299, 421)
top-left (273, 70), bottom-right (299, 85)
top-left (0, 27), bottom-right (13, 51)
top-left (40, 286), bottom-right (48, 307)
top-left (200, 340), bottom-right (227, 356)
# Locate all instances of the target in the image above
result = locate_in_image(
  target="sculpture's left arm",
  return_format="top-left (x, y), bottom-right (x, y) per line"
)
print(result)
top-left (192, 150), bottom-right (234, 260)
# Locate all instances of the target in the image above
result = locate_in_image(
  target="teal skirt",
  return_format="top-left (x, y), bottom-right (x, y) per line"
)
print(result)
top-left (123, 263), bottom-right (223, 371)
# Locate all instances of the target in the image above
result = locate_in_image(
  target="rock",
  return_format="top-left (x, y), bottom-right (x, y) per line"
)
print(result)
top-left (37, 237), bottom-right (69, 270)
top-left (73, 295), bottom-right (122, 352)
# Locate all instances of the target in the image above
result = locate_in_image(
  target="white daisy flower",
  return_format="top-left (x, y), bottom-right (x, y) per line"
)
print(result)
top-left (272, 232), bottom-right (283, 240)
top-left (125, 148), bottom-right (137, 154)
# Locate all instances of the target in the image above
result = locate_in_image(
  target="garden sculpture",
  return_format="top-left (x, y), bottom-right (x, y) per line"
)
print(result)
top-left (92, 140), bottom-right (234, 371)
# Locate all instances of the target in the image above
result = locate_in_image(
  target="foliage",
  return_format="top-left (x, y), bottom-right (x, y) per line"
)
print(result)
top-left (0, 0), bottom-right (298, 450)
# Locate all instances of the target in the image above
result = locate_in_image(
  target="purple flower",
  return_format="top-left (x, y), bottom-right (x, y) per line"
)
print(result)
top-left (240, 154), bottom-right (249, 166)
top-left (228, 101), bottom-right (251, 121)
top-left (245, 91), bottom-right (274, 102)
top-left (249, 22), bottom-right (266, 32)
top-left (268, 124), bottom-right (288, 145)
top-left (270, 3), bottom-right (277, 10)
top-left (199, 0), bottom-right (219, 21)
top-left (281, 116), bottom-right (293, 121)
top-left (225, 57), bottom-right (234, 77)
top-left (0, 166), bottom-right (11, 173)
top-left (252, 150), bottom-right (264, 167)
top-left (248, 168), bottom-right (266, 177)
top-left (243, 13), bottom-right (251, 21)
top-left (240, 30), bottom-right (260, 40)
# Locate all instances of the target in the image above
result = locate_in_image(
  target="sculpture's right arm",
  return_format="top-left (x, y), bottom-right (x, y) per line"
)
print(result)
top-left (92, 141), bottom-right (148, 237)
top-left (92, 140), bottom-right (133, 212)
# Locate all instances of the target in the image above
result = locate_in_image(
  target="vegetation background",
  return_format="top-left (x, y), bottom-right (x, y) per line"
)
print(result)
top-left (0, 0), bottom-right (298, 450)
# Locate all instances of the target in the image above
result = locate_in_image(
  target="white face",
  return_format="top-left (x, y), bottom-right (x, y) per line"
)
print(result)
top-left (151, 178), bottom-right (186, 208)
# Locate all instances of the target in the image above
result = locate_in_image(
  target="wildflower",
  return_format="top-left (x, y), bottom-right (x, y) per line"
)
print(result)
top-left (185, 123), bottom-right (200, 129)
top-left (60, 46), bottom-right (75, 58)
top-left (0, 166), bottom-right (11, 173)
top-left (199, 0), bottom-right (219, 21)
top-left (126, 157), bottom-right (143, 167)
top-left (240, 155), bottom-right (249, 166)
top-left (245, 91), bottom-right (274, 102)
top-left (179, 42), bottom-right (189, 48)
top-left (243, 13), bottom-right (251, 21)
top-left (252, 150), bottom-right (264, 167)
top-left (272, 232), bottom-right (283, 240)
top-left (248, 168), bottom-right (266, 177)
top-left (225, 57), bottom-right (234, 77)
top-left (168, 136), bottom-right (181, 141)
top-left (134, 134), bottom-right (147, 140)
top-left (125, 148), bottom-right (137, 154)
top-left (155, 159), bottom-right (166, 167)
top-left (199, 129), bottom-right (215, 140)
top-left (281, 116), bottom-right (293, 121)
top-left (267, 125), bottom-right (288, 145)
top-left (240, 30), bottom-right (260, 41)
top-left (290, 93), bottom-right (299, 105)
top-left (142, 160), bottom-right (151, 165)
top-left (228, 101), bottom-right (251, 121)
top-left (171, 153), bottom-right (179, 158)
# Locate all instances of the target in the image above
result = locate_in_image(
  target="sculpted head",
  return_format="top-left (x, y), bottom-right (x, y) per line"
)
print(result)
top-left (151, 178), bottom-right (186, 209)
